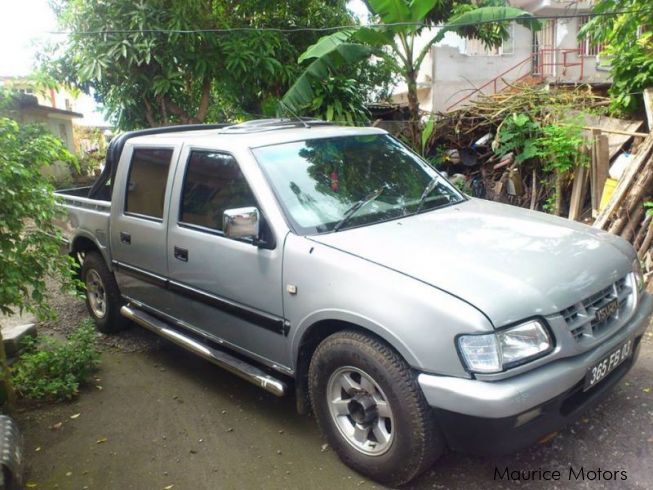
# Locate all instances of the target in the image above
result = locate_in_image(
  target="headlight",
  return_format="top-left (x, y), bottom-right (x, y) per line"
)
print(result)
top-left (633, 258), bottom-right (644, 292)
top-left (458, 320), bottom-right (552, 373)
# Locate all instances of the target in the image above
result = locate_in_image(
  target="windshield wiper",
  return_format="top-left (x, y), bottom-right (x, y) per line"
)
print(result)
top-left (333, 186), bottom-right (385, 232)
top-left (414, 176), bottom-right (441, 215)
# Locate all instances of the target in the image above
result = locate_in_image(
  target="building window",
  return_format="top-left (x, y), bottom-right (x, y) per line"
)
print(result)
top-left (578, 16), bottom-right (604, 56)
top-left (125, 148), bottom-right (173, 219)
top-left (58, 123), bottom-right (68, 144)
top-left (179, 151), bottom-right (257, 232)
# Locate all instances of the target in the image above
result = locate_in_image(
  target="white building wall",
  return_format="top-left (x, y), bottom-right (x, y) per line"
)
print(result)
top-left (431, 24), bottom-right (534, 113)
top-left (392, 12), bottom-right (612, 114)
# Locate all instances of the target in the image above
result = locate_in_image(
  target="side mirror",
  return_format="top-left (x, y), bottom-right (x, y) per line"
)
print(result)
top-left (223, 207), bottom-right (260, 242)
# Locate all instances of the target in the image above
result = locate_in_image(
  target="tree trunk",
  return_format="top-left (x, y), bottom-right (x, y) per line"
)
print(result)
top-left (405, 69), bottom-right (420, 149)
top-left (195, 78), bottom-right (212, 123)
top-left (554, 170), bottom-right (563, 216)
top-left (143, 99), bottom-right (156, 127)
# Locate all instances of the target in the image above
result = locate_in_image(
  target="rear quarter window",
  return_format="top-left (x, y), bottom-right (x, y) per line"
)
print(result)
top-left (125, 148), bottom-right (173, 219)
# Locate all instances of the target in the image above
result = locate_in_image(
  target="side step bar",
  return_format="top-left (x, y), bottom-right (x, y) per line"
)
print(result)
top-left (120, 305), bottom-right (287, 397)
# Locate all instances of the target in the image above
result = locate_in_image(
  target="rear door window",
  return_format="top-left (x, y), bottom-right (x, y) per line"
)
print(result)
top-left (179, 151), bottom-right (257, 232)
top-left (125, 148), bottom-right (173, 219)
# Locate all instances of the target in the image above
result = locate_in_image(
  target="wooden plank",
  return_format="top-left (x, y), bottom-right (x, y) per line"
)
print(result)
top-left (595, 133), bottom-right (610, 210)
top-left (594, 133), bottom-right (653, 229)
top-left (644, 88), bottom-right (653, 130)
top-left (568, 164), bottom-right (589, 221)
top-left (582, 126), bottom-right (649, 138)
top-left (638, 220), bottom-right (653, 258)
top-left (572, 111), bottom-right (645, 159)
top-left (590, 129), bottom-right (601, 215)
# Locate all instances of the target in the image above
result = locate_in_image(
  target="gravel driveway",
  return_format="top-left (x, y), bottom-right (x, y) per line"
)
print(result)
top-left (15, 281), bottom-right (653, 489)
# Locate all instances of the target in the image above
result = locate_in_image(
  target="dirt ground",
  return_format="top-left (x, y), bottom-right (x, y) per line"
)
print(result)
top-left (14, 283), bottom-right (653, 490)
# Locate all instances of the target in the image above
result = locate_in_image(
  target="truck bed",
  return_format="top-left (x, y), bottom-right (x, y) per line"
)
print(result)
top-left (55, 186), bottom-right (112, 260)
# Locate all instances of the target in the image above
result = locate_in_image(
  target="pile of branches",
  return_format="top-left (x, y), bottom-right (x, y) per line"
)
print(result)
top-left (431, 83), bottom-right (609, 147)
top-left (423, 84), bottom-right (610, 213)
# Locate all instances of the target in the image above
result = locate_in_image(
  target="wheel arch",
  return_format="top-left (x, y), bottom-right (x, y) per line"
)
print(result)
top-left (70, 233), bottom-right (111, 270)
top-left (292, 314), bottom-right (419, 415)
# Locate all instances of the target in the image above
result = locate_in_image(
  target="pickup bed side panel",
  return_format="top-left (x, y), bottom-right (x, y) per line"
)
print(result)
top-left (54, 192), bottom-right (112, 265)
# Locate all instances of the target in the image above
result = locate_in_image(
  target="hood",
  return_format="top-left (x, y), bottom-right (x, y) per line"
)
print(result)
top-left (309, 198), bottom-right (635, 327)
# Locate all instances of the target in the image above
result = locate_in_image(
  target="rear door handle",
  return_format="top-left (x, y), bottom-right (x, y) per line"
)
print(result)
top-left (120, 232), bottom-right (131, 244)
top-left (174, 246), bottom-right (188, 262)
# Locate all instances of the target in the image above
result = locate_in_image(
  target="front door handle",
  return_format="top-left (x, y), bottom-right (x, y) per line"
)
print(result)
top-left (174, 246), bottom-right (188, 262)
top-left (120, 232), bottom-right (131, 244)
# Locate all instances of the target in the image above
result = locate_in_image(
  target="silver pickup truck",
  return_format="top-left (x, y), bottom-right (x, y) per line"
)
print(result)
top-left (56, 119), bottom-right (652, 485)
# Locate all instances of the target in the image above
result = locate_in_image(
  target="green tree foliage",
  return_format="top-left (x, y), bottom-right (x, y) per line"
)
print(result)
top-left (579, 0), bottom-right (653, 113)
top-left (43, 0), bottom-right (363, 129)
top-left (0, 90), bottom-right (81, 408)
top-left (282, 0), bottom-right (538, 146)
top-left (493, 112), bottom-right (587, 215)
top-left (494, 113), bottom-right (542, 164)
top-left (308, 75), bottom-right (371, 124)
top-left (0, 99), bottom-right (78, 318)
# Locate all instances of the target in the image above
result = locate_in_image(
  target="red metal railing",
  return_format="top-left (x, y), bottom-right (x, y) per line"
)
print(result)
top-left (534, 47), bottom-right (584, 79)
top-left (445, 48), bottom-right (586, 112)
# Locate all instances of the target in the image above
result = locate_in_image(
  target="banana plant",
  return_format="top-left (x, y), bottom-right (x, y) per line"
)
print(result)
top-left (281, 0), bottom-right (540, 147)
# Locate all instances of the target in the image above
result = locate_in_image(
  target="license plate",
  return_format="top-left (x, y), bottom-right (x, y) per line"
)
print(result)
top-left (584, 338), bottom-right (633, 391)
top-left (595, 298), bottom-right (619, 323)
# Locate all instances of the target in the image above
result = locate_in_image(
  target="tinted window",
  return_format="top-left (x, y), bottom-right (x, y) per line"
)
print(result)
top-left (180, 151), bottom-right (257, 231)
top-left (125, 148), bottom-right (173, 219)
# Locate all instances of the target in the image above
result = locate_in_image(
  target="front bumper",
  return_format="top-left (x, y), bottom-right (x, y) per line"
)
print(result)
top-left (417, 292), bottom-right (652, 454)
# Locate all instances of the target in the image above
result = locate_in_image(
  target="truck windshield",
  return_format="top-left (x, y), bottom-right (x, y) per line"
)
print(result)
top-left (252, 134), bottom-right (464, 234)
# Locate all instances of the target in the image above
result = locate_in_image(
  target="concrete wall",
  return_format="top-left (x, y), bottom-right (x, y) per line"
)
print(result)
top-left (17, 108), bottom-right (78, 153)
top-left (391, 13), bottom-right (612, 114)
top-left (432, 25), bottom-right (534, 113)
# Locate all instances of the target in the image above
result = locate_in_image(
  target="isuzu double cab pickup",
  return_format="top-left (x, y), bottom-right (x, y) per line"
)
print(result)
top-left (56, 119), bottom-right (652, 485)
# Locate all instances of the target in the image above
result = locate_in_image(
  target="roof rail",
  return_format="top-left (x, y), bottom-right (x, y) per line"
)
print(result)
top-left (220, 118), bottom-right (333, 133)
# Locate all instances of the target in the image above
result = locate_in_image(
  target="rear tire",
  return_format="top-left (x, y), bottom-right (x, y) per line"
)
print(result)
top-left (308, 330), bottom-right (443, 486)
top-left (81, 251), bottom-right (129, 333)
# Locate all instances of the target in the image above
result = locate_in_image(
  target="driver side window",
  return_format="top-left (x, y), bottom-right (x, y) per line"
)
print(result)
top-left (179, 151), bottom-right (257, 232)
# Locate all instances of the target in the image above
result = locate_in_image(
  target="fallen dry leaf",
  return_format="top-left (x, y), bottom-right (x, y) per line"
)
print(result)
top-left (25, 482), bottom-right (38, 488)
top-left (643, 388), bottom-right (651, 393)
top-left (164, 485), bottom-right (174, 490)
top-left (70, 413), bottom-right (81, 420)
top-left (96, 437), bottom-right (108, 444)
top-left (537, 432), bottom-right (558, 444)
top-left (35, 447), bottom-right (41, 452)
top-left (96, 385), bottom-right (103, 391)
top-left (50, 422), bottom-right (63, 431)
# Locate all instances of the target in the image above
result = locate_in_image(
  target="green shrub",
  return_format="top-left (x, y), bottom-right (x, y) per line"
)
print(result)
top-left (12, 320), bottom-right (100, 401)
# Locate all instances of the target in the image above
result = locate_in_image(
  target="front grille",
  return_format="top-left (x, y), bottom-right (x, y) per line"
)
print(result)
top-left (559, 275), bottom-right (632, 342)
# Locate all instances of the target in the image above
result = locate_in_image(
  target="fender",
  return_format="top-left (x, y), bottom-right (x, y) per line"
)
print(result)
top-left (289, 308), bottom-right (421, 372)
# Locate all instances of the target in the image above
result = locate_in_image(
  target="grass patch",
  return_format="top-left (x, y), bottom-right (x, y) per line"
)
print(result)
top-left (12, 319), bottom-right (100, 401)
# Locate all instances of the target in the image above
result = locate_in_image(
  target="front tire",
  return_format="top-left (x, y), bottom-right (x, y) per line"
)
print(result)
top-left (308, 331), bottom-right (443, 486)
top-left (81, 251), bottom-right (129, 333)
